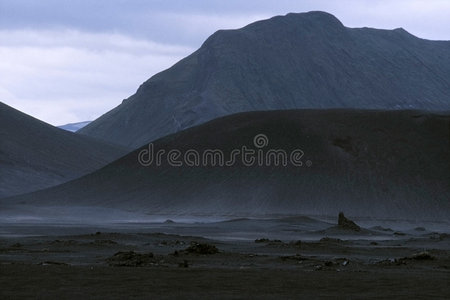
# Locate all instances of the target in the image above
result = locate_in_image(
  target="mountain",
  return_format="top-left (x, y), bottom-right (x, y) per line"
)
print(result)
top-left (78, 11), bottom-right (450, 148)
top-left (0, 102), bottom-right (128, 198)
top-left (58, 121), bottom-right (91, 132)
top-left (4, 110), bottom-right (449, 221)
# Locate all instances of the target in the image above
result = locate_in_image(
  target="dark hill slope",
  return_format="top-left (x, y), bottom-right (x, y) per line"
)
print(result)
top-left (79, 11), bottom-right (450, 148)
top-left (0, 102), bottom-right (128, 198)
top-left (6, 110), bottom-right (450, 220)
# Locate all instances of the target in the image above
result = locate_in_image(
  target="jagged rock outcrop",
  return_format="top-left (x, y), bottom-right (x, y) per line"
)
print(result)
top-left (338, 212), bottom-right (361, 231)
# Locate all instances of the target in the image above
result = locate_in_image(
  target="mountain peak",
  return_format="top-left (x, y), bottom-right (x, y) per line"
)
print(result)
top-left (285, 11), bottom-right (344, 26)
top-left (241, 11), bottom-right (345, 35)
top-left (202, 11), bottom-right (346, 53)
top-left (79, 12), bottom-right (450, 148)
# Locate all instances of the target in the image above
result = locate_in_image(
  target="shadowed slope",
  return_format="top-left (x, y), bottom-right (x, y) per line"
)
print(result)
top-left (0, 102), bottom-right (128, 198)
top-left (79, 11), bottom-right (450, 148)
top-left (5, 110), bottom-right (450, 220)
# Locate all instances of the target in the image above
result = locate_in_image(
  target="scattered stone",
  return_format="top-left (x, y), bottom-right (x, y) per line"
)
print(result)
top-left (39, 261), bottom-right (69, 266)
top-left (184, 242), bottom-right (219, 255)
top-left (91, 239), bottom-right (117, 245)
top-left (159, 240), bottom-right (185, 247)
top-left (410, 251), bottom-right (434, 260)
top-left (279, 254), bottom-right (307, 262)
top-left (254, 238), bottom-right (287, 246)
top-left (377, 258), bottom-right (406, 266)
top-left (267, 240), bottom-right (284, 246)
top-left (320, 237), bottom-right (343, 243)
top-left (50, 240), bottom-right (79, 246)
top-left (164, 219), bottom-right (175, 224)
top-left (338, 212), bottom-right (361, 231)
top-left (290, 240), bottom-right (302, 247)
top-left (377, 251), bottom-right (435, 266)
top-left (178, 260), bottom-right (189, 268)
top-left (414, 227), bottom-right (426, 232)
top-left (439, 233), bottom-right (450, 240)
top-left (394, 232), bottom-right (406, 236)
top-left (106, 251), bottom-right (156, 267)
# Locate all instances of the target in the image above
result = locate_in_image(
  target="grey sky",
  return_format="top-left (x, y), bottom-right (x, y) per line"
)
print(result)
top-left (1, 0), bottom-right (449, 125)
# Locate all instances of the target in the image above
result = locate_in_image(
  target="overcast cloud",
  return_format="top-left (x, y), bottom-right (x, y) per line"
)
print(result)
top-left (0, 0), bottom-right (449, 125)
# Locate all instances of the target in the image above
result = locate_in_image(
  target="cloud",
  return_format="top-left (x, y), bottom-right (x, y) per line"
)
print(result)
top-left (0, 29), bottom-right (194, 125)
top-left (0, 0), bottom-right (449, 125)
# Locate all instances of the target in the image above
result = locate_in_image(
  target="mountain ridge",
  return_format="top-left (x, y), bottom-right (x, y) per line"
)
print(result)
top-left (0, 102), bottom-right (128, 198)
top-left (79, 11), bottom-right (450, 148)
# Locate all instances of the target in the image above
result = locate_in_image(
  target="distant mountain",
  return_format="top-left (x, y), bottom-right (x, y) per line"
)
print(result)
top-left (79, 11), bottom-right (450, 148)
top-left (0, 102), bottom-right (128, 198)
top-left (58, 121), bottom-right (91, 132)
top-left (5, 110), bottom-right (450, 221)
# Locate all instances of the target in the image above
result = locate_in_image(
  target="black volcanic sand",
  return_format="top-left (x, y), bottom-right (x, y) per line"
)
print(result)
top-left (6, 110), bottom-right (450, 221)
top-left (1, 216), bottom-right (449, 299)
top-left (0, 102), bottom-right (128, 198)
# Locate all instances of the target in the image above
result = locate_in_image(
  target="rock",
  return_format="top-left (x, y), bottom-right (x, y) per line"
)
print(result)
top-left (50, 240), bottom-right (78, 246)
top-left (320, 237), bottom-right (343, 243)
top-left (290, 240), bottom-right (302, 247)
top-left (338, 212), bottom-right (361, 231)
top-left (377, 251), bottom-right (435, 266)
top-left (39, 261), bottom-right (69, 266)
top-left (184, 242), bottom-right (219, 255)
top-left (279, 254), bottom-right (307, 262)
top-left (394, 232), bottom-right (406, 236)
top-left (106, 251), bottom-right (155, 267)
top-left (410, 251), bottom-right (434, 260)
top-left (178, 260), bottom-right (189, 268)
top-left (254, 238), bottom-right (287, 246)
top-left (91, 239), bottom-right (117, 245)
top-left (439, 233), bottom-right (450, 240)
